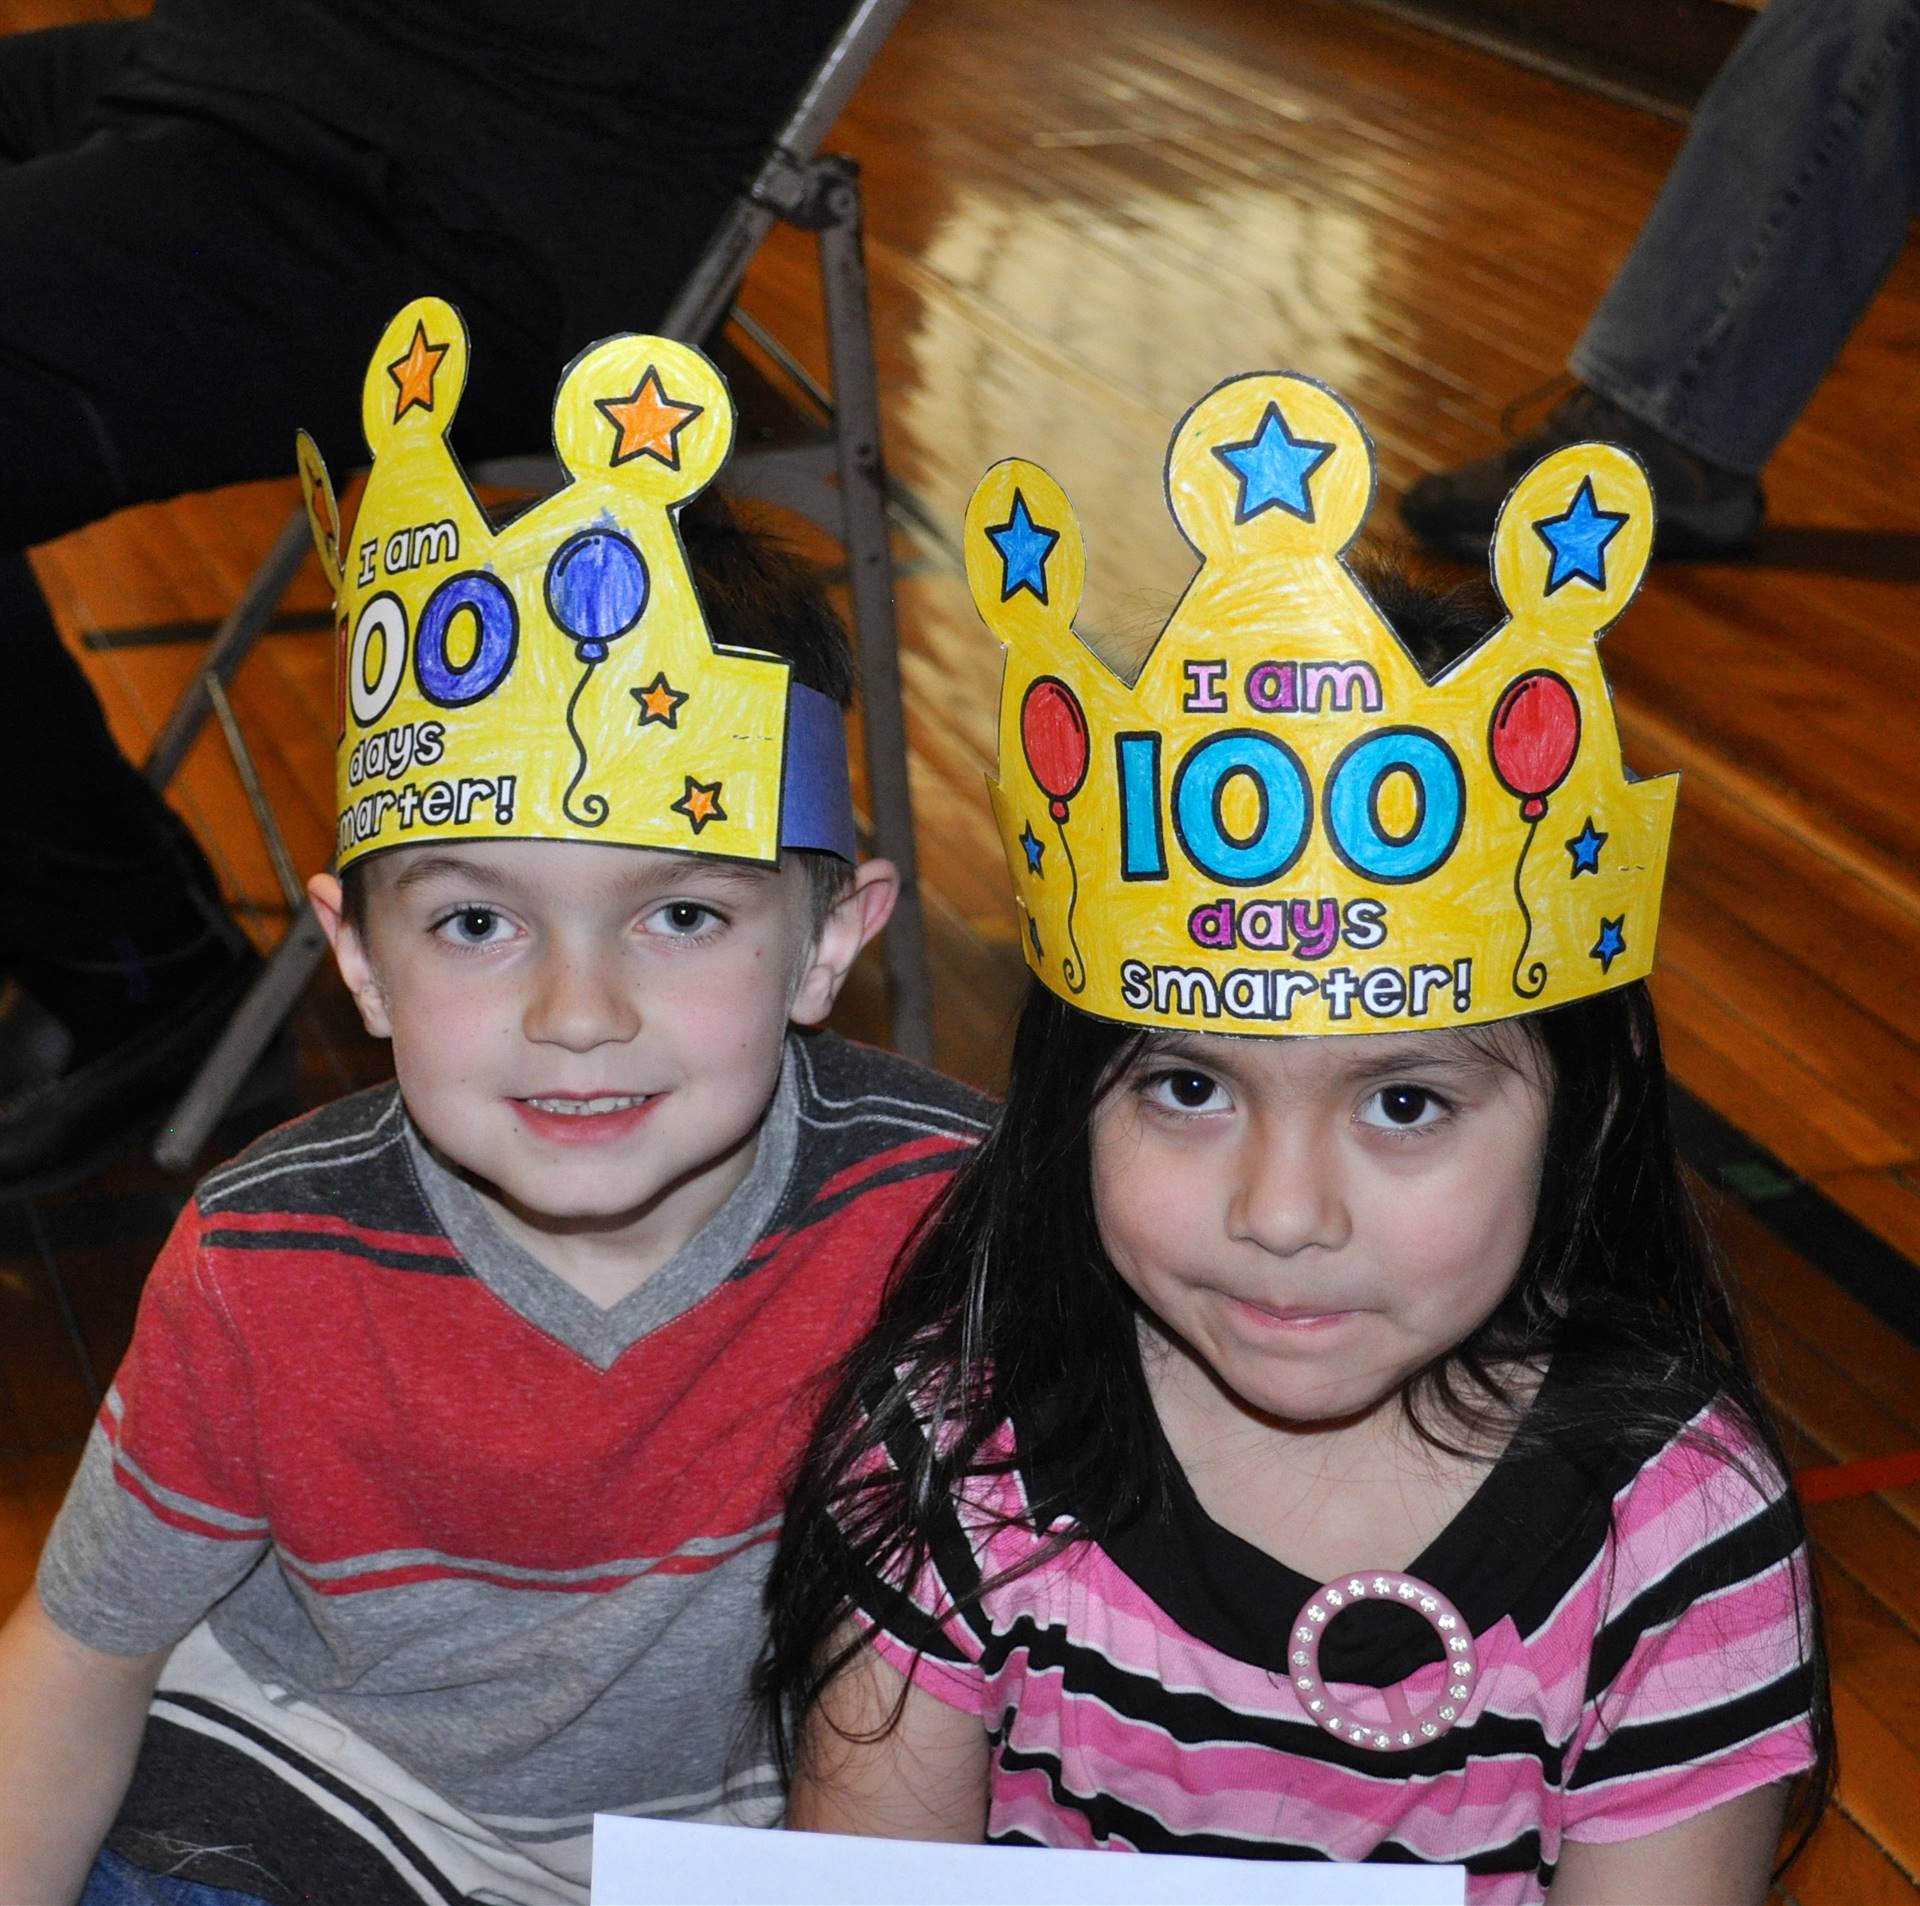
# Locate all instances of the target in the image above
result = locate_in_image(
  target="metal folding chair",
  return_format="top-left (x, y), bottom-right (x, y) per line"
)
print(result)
top-left (149, 0), bottom-right (929, 1172)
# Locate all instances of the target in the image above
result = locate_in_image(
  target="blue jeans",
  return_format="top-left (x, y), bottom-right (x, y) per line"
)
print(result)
top-left (79, 1847), bottom-right (271, 1906)
top-left (1571, 0), bottom-right (1920, 474)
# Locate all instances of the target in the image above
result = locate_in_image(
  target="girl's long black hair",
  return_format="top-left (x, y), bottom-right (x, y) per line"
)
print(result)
top-left (759, 565), bottom-right (1833, 1853)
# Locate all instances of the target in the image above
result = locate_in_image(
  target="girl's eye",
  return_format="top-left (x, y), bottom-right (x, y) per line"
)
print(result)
top-left (1358, 1084), bottom-right (1448, 1131)
top-left (650, 900), bottom-right (723, 937)
top-left (437, 906), bottom-right (510, 946)
top-left (1142, 1069), bottom-right (1227, 1114)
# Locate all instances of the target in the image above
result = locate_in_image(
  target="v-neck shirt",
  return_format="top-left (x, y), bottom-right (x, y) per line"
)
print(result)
top-left (404, 1045), bottom-right (800, 1371)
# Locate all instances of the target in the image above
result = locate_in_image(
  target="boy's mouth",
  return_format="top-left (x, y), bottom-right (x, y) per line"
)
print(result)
top-left (521, 1094), bottom-right (653, 1116)
top-left (511, 1093), bottom-right (660, 1143)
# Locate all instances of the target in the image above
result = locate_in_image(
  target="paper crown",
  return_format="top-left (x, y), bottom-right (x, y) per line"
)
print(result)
top-left (971, 373), bottom-right (1675, 1037)
top-left (301, 296), bottom-right (857, 873)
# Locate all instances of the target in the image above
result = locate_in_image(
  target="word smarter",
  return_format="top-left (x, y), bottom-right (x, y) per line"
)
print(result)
top-left (1118, 957), bottom-right (1474, 1025)
top-left (336, 773), bottom-right (518, 855)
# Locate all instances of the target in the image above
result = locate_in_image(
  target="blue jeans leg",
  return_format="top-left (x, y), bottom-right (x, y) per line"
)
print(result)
top-left (1570, 0), bottom-right (1920, 474)
top-left (79, 1845), bottom-right (273, 1906)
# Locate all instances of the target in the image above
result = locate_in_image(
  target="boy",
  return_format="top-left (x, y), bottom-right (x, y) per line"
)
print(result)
top-left (0, 301), bottom-right (988, 1905)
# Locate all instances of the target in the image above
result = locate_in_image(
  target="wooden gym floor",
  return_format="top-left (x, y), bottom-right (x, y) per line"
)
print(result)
top-left (3, 0), bottom-right (1918, 1897)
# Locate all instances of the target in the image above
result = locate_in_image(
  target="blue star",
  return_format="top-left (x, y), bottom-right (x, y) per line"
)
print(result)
top-left (1566, 818), bottom-right (1607, 877)
top-left (987, 491), bottom-right (1060, 604)
top-left (1019, 821), bottom-right (1045, 876)
top-left (1213, 402), bottom-right (1335, 524)
top-left (1533, 477), bottom-right (1629, 594)
top-left (1027, 915), bottom-right (1044, 960)
top-left (1591, 916), bottom-right (1627, 973)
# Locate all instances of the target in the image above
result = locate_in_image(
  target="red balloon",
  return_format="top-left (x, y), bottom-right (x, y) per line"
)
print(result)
top-left (1489, 671), bottom-right (1580, 821)
top-left (1020, 676), bottom-right (1089, 822)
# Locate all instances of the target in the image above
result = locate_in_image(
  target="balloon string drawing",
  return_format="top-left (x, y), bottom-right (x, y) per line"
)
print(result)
top-left (1053, 826), bottom-right (1087, 995)
top-left (561, 670), bottom-right (608, 826)
top-left (1021, 674), bottom-right (1090, 994)
top-left (1489, 670), bottom-right (1581, 999)
top-left (548, 527), bottom-right (651, 827)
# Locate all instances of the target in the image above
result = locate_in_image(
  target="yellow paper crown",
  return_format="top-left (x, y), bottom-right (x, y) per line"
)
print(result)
top-left (302, 296), bottom-right (848, 872)
top-left (972, 372), bottom-right (1675, 1036)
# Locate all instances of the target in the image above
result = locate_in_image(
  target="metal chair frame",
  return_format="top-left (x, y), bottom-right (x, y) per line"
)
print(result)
top-left (147, 0), bottom-right (929, 1172)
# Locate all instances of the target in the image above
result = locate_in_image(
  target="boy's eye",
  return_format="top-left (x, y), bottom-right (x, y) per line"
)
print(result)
top-left (649, 900), bottom-right (723, 937)
top-left (1142, 1068), bottom-right (1226, 1113)
top-left (437, 906), bottom-right (510, 946)
top-left (1358, 1085), bottom-right (1447, 1130)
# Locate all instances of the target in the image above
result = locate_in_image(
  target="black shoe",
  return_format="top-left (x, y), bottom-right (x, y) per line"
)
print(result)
top-left (1400, 386), bottom-right (1765, 562)
top-left (0, 953), bottom-right (294, 1199)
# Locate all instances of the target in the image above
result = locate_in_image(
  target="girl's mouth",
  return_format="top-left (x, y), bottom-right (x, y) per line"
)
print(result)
top-left (1227, 1296), bottom-right (1360, 1332)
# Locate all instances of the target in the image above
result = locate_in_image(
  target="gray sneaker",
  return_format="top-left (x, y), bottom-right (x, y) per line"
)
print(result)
top-left (1400, 386), bottom-right (1764, 562)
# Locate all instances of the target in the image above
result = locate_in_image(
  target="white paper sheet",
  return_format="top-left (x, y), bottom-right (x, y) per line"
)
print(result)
top-left (590, 1815), bottom-right (1466, 1904)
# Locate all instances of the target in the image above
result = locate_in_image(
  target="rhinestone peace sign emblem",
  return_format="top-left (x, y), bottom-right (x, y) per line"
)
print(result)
top-left (1291, 1571), bottom-right (1478, 1751)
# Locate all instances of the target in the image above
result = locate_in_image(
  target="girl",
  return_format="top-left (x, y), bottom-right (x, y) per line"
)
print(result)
top-left (759, 389), bottom-right (1829, 1904)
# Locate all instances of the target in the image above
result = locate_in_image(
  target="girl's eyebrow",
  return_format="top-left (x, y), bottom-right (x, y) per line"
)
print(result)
top-left (1138, 1031), bottom-right (1510, 1083)
top-left (1136, 1032), bottom-right (1216, 1067)
top-left (1336, 1039), bottom-right (1508, 1081)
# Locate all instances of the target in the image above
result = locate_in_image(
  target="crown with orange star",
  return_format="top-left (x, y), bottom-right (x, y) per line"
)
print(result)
top-left (972, 371), bottom-right (1675, 1037)
top-left (301, 296), bottom-right (857, 872)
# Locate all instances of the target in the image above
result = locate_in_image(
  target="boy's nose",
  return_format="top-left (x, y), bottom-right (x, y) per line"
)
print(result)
top-left (1227, 1122), bottom-right (1352, 1258)
top-left (522, 947), bottom-right (642, 1051)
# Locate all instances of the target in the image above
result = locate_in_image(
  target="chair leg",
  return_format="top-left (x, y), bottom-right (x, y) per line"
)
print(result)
top-left (144, 507), bottom-right (315, 790)
top-left (146, 504), bottom-right (320, 1172)
top-left (152, 903), bottom-right (329, 1173)
top-left (815, 158), bottom-right (935, 1068)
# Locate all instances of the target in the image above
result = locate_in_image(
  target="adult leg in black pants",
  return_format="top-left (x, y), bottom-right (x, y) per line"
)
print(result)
top-left (0, 22), bottom-right (559, 1193)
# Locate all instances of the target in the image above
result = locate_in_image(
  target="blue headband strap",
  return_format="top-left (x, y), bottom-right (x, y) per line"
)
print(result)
top-left (780, 682), bottom-right (859, 863)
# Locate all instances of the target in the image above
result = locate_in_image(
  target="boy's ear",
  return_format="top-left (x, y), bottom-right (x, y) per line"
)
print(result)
top-left (789, 859), bottom-right (900, 1028)
top-left (307, 872), bottom-right (394, 1040)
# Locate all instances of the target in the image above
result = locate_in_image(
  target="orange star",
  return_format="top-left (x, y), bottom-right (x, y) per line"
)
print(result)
top-left (672, 776), bottom-right (726, 834)
top-left (387, 321), bottom-right (449, 421)
top-left (630, 672), bottom-right (687, 729)
top-left (596, 368), bottom-right (703, 468)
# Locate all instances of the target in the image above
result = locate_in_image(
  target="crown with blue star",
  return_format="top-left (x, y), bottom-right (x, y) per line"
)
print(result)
top-left (965, 370), bottom-right (1677, 1037)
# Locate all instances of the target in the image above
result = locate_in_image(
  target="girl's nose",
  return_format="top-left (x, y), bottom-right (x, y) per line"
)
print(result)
top-left (1227, 1120), bottom-right (1352, 1258)
top-left (522, 945), bottom-right (642, 1051)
